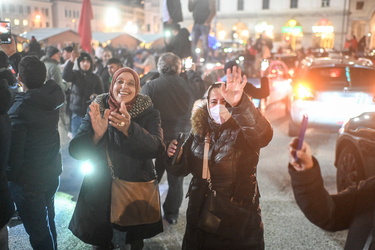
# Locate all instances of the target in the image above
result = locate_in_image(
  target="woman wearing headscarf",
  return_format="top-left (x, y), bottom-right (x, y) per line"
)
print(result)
top-left (167, 66), bottom-right (273, 249)
top-left (68, 67), bottom-right (165, 249)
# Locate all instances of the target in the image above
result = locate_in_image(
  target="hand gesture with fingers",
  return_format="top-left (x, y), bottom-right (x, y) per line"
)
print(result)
top-left (89, 102), bottom-right (110, 144)
top-left (223, 66), bottom-right (247, 107)
top-left (109, 101), bottom-right (131, 136)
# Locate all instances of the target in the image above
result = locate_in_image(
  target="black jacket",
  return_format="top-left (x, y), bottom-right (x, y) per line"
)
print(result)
top-left (7, 80), bottom-right (64, 186)
top-left (63, 61), bottom-right (104, 117)
top-left (68, 94), bottom-right (165, 248)
top-left (0, 80), bottom-right (14, 229)
top-left (167, 95), bottom-right (273, 249)
top-left (141, 73), bottom-right (195, 141)
top-left (289, 159), bottom-right (375, 250)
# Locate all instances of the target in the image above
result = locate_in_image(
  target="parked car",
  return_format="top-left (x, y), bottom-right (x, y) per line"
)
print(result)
top-left (287, 56), bottom-right (375, 136)
top-left (262, 59), bottom-right (293, 105)
top-left (335, 111), bottom-right (375, 191)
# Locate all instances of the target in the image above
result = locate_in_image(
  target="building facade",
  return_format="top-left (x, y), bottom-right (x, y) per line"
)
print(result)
top-left (1, 0), bottom-right (374, 51)
top-left (177, 0), bottom-right (375, 51)
top-left (0, 0), bottom-right (145, 35)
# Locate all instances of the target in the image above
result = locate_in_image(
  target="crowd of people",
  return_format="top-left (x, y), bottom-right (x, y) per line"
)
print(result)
top-left (1, 0), bottom-right (374, 249)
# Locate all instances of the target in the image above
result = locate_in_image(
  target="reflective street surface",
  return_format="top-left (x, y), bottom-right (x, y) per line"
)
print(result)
top-left (9, 100), bottom-right (347, 249)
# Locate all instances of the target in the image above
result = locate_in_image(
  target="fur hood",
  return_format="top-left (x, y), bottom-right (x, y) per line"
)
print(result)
top-left (191, 102), bottom-right (210, 137)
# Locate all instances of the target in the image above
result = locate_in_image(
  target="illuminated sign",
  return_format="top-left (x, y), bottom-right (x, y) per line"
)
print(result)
top-left (312, 26), bottom-right (334, 33)
top-left (282, 26), bottom-right (303, 34)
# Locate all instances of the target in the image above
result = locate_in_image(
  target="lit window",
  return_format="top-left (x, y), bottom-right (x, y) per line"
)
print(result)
top-left (263, 0), bottom-right (269, 9)
top-left (238, 0), bottom-right (244, 10)
top-left (356, 1), bottom-right (364, 10)
top-left (23, 20), bottom-right (28, 26)
top-left (14, 19), bottom-right (20, 25)
top-left (322, 0), bottom-right (330, 7)
top-left (290, 0), bottom-right (298, 8)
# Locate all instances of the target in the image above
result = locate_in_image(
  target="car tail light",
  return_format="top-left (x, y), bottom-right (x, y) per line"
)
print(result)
top-left (293, 83), bottom-right (315, 100)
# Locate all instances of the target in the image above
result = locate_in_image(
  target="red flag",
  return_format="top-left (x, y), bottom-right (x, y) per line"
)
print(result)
top-left (78, 0), bottom-right (93, 53)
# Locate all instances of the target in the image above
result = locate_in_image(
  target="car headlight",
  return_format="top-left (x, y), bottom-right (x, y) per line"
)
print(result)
top-left (293, 83), bottom-right (314, 100)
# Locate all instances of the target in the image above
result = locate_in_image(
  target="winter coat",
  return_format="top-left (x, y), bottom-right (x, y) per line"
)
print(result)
top-left (141, 73), bottom-right (195, 141)
top-left (167, 95), bottom-right (273, 249)
top-left (0, 80), bottom-right (14, 229)
top-left (7, 80), bottom-right (64, 186)
top-left (42, 57), bottom-right (69, 96)
top-left (289, 158), bottom-right (375, 250)
top-left (68, 93), bottom-right (165, 248)
top-left (63, 60), bottom-right (104, 117)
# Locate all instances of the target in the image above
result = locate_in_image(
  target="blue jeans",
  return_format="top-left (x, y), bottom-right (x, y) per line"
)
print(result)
top-left (71, 113), bottom-right (83, 137)
top-left (191, 23), bottom-right (210, 62)
top-left (9, 178), bottom-right (59, 250)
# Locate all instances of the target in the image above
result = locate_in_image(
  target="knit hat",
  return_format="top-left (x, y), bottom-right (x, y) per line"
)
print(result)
top-left (46, 46), bottom-right (60, 58)
top-left (0, 51), bottom-right (10, 68)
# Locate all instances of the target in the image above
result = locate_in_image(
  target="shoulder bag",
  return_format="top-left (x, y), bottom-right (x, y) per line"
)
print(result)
top-left (198, 134), bottom-right (262, 240)
top-left (107, 150), bottom-right (161, 227)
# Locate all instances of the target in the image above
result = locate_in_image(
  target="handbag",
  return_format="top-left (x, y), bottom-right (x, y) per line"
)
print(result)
top-left (107, 150), bottom-right (161, 227)
top-left (198, 134), bottom-right (260, 240)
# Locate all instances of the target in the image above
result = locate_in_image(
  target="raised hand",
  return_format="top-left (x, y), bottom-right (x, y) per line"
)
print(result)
top-left (109, 101), bottom-right (131, 136)
top-left (288, 138), bottom-right (314, 171)
top-left (89, 102), bottom-right (110, 144)
top-left (222, 65), bottom-right (247, 107)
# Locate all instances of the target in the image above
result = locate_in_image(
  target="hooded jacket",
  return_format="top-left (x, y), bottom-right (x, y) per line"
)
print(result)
top-left (63, 54), bottom-right (104, 117)
top-left (7, 80), bottom-right (64, 185)
top-left (41, 56), bottom-right (69, 95)
top-left (167, 95), bottom-right (273, 249)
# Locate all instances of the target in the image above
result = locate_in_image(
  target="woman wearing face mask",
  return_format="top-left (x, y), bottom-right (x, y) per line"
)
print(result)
top-left (166, 66), bottom-right (273, 249)
top-left (68, 67), bottom-right (165, 249)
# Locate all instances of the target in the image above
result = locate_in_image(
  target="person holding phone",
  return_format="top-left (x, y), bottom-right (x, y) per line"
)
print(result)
top-left (166, 65), bottom-right (273, 249)
top-left (288, 139), bottom-right (375, 249)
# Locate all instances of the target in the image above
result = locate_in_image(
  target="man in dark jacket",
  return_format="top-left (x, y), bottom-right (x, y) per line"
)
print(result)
top-left (163, 0), bottom-right (183, 48)
top-left (63, 51), bottom-right (104, 137)
top-left (7, 56), bottom-right (65, 250)
top-left (188, 0), bottom-right (216, 62)
top-left (166, 23), bottom-right (192, 61)
top-left (141, 52), bottom-right (195, 225)
top-left (288, 138), bottom-right (375, 250)
top-left (0, 79), bottom-right (14, 250)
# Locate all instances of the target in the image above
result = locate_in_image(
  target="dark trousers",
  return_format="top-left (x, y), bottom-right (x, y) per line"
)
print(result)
top-left (155, 155), bottom-right (184, 219)
top-left (9, 178), bottom-right (59, 250)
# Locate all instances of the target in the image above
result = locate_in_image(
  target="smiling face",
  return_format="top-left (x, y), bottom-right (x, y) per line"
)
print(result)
top-left (112, 72), bottom-right (136, 104)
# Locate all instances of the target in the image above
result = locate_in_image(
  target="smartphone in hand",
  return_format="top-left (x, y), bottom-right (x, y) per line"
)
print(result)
top-left (0, 21), bottom-right (12, 44)
top-left (172, 133), bottom-right (185, 165)
top-left (295, 114), bottom-right (308, 162)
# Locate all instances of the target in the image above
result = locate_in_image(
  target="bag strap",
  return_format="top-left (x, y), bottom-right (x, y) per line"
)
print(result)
top-left (201, 132), bottom-right (258, 204)
top-left (202, 133), bottom-right (216, 196)
top-left (202, 133), bottom-right (210, 180)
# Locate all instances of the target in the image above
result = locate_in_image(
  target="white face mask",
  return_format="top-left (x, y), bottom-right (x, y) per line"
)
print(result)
top-left (209, 104), bottom-right (231, 124)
